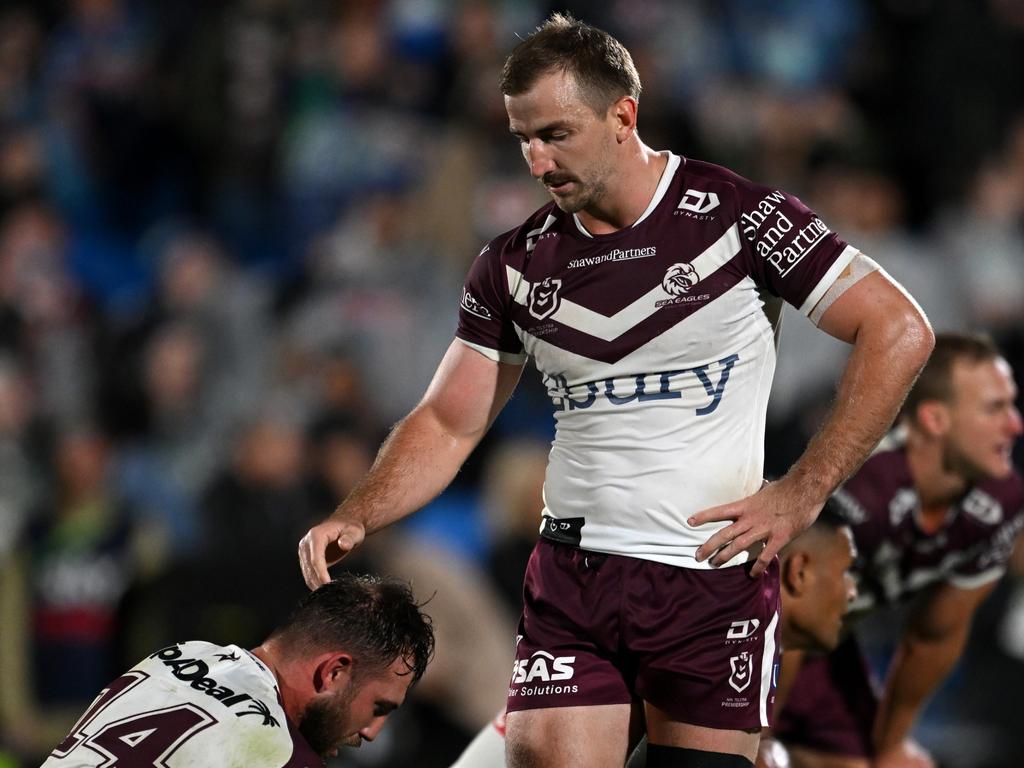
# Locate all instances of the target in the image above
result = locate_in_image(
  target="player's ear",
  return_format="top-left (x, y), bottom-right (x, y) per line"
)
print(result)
top-left (915, 400), bottom-right (950, 438)
top-left (611, 96), bottom-right (637, 142)
top-left (781, 551), bottom-right (809, 597)
top-left (313, 652), bottom-right (355, 692)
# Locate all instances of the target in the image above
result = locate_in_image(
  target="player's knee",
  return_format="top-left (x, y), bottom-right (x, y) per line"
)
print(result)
top-left (506, 734), bottom-right (545, 768)
top-left (646, 744), bottom-right (754, 768)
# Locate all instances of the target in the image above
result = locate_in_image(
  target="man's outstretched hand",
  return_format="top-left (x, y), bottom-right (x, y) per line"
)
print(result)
top-left (689, 480), bottom-right (822, 577)
top-left (298, 517), bottom-right (366, 589)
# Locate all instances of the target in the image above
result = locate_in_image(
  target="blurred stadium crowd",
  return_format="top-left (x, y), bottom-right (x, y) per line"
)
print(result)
top-left (0, 1), bottom-right (1022, 766)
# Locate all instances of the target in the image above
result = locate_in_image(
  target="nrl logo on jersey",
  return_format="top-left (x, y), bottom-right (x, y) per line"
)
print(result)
top-left (528, 277), bottom-right (562, 320)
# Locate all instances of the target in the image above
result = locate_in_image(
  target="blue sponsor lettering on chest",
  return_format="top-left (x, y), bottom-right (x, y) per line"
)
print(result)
top-left (547, 353), bottom-right (738, 414)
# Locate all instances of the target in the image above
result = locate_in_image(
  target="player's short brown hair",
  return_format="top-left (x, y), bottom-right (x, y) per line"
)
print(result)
top-left (901, 331), bottom-right (1003, 419)
top-left (500, 12), bottom-right (641, 115)
top-left (270, 572), bottom-right (434, 683)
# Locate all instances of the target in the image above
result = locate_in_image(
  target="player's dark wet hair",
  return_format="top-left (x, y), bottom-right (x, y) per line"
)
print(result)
top-left (783, 497), bottom-right (850, 554)
top-left (270, 572), bottom-right (434, 683)
top-left (500, 12), bottom-right (641, 115)
top-left (901, 332), bottom-right (1002, 419)
top-left (811, 498), bottom-right (848, 532)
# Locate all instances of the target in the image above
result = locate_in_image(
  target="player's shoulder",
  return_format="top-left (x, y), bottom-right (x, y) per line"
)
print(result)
top-left (478, 201), bottom-right (564, 266)
top-left (970, 469), bottom-right (1024, 521)
top-left (851, 445), bottom-right (909, 488)
top-left (677, 157), bottom-right (773, 200)
top-left (836, 446), bottom-right (911, 522)
top-left (140, 641), bottom-right (282, 714)
top-left (675, 157), bottom-right (809, 229)
top-left (41, 642), bottom-right (295, 767)
top-left (680, 157), bottom-right (747, 188)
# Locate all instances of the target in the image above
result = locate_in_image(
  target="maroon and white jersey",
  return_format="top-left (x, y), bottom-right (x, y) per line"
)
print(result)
top-left (833, 443), bottom-right (1024, 610)
top-left (42, 641), bottom-right (322, 768)
top-left (457, 153), bottom-right (857, 568)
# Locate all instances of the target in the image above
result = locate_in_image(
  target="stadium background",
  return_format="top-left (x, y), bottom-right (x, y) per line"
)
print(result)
top-left (0, 1), bottom-right (1022, 766)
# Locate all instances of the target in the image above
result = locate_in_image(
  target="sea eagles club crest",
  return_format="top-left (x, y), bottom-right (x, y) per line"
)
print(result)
top-left (663, 262), bottom-right (700, 295)
top-left (529, 277), bottom-right (562, 320)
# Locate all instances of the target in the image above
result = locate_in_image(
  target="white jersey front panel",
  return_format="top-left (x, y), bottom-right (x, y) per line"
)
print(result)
top-left (528, 276), bottom-right (777, 567)
top-left (457, 153), bottom-right (857, 568)
top-left (42, 641), bottom-right (321, 768)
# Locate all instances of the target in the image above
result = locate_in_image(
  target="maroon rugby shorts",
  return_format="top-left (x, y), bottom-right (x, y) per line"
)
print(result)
top-left (506, 538), bottom-right (782, 730)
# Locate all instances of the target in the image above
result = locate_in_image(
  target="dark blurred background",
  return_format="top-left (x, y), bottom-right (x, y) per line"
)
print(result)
top-left (0, 1), bottom-right (1022, 766)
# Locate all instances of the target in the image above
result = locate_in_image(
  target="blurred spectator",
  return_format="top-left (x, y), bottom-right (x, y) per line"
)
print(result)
top-left (282, 2), bottom-right (431, 254)
top-left (99, 228), bottom-right (270, 436)
top-left (809, 160), bottom-right (965, 330)
top-left (481, 438), bottom-right (550, 615)
top-left (284, 188), bottom-right (462, 424)
top-left (936, 157), bottom-right (1024, 336)
top-left (190, 412), bottom-right (314, 646)
top-left (0, 425), bottom-right (163, 764)
top-left (0, 128), bottom-right (45, 216)
top-left (100, 232), bottom-right (272, 554)
top-left (0, 7), bottom-right (43, 122)
top-left (307, 408), bottom-right (376, 519)
top-left (107, 321), bottom-right (222, 555)
top-left (0, 202), bottom-right (95, 428)
top-left (40, 0), bottom-right (199, 241)
top-left (0, 356), bottom-right (43, 560)
top-left (0, 358), bottom-right (41, 561)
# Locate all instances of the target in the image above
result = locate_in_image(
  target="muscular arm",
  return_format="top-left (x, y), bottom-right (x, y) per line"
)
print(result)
top-left (872, 580), bottom-right (995, 758)
top-left (785, 266), bottom-right (934, 520)
top-left (341, 340), bottom-right (522, 533)
top-left (299, 340), bottom-right (523, 587)
top-left (693, 262), bottom-right (934, 575)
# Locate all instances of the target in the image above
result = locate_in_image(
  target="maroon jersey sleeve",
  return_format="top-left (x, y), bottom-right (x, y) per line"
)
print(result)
top-left (948, 485), bottom-right (1024, 588)
top-left (456, 239), bottom-right (527, 364)
top-left (735, 181), bottom-right (856, 314)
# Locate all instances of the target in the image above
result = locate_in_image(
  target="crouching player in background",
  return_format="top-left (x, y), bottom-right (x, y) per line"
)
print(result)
top-left (772, 332), bottom-right (1023, 768)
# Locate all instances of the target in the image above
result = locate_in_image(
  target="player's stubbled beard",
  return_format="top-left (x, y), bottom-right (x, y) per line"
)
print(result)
top-left (301, 684), bottom-right (359, 755)
top-left (541, 129), bottom-right (614, 214)
top-left (544, 170), bottom-right (610, 214)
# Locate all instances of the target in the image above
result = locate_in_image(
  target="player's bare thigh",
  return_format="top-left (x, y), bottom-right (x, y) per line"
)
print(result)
top-left (784, 745), bottom-right (868, 768)
top-left (646, 701), bottom-right (760, 763)
top-left (505, 703), bottom-right (642, 768)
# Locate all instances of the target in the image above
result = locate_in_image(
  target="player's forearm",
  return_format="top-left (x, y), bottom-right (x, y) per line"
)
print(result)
top-left (872, 626), bottom-right (967, 753)
top-left (334, 402), bottom-right (484, 535)
top-left (784, 306), bottom-right (933, 503)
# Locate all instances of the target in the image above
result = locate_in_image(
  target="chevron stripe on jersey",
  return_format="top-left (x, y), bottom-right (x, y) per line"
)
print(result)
top-left (505, 224), bottom-right (743, 342)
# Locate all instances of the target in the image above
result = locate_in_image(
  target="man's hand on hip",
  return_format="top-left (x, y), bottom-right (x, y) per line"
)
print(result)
top-left (689, 480), bottom-right (822, 577)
